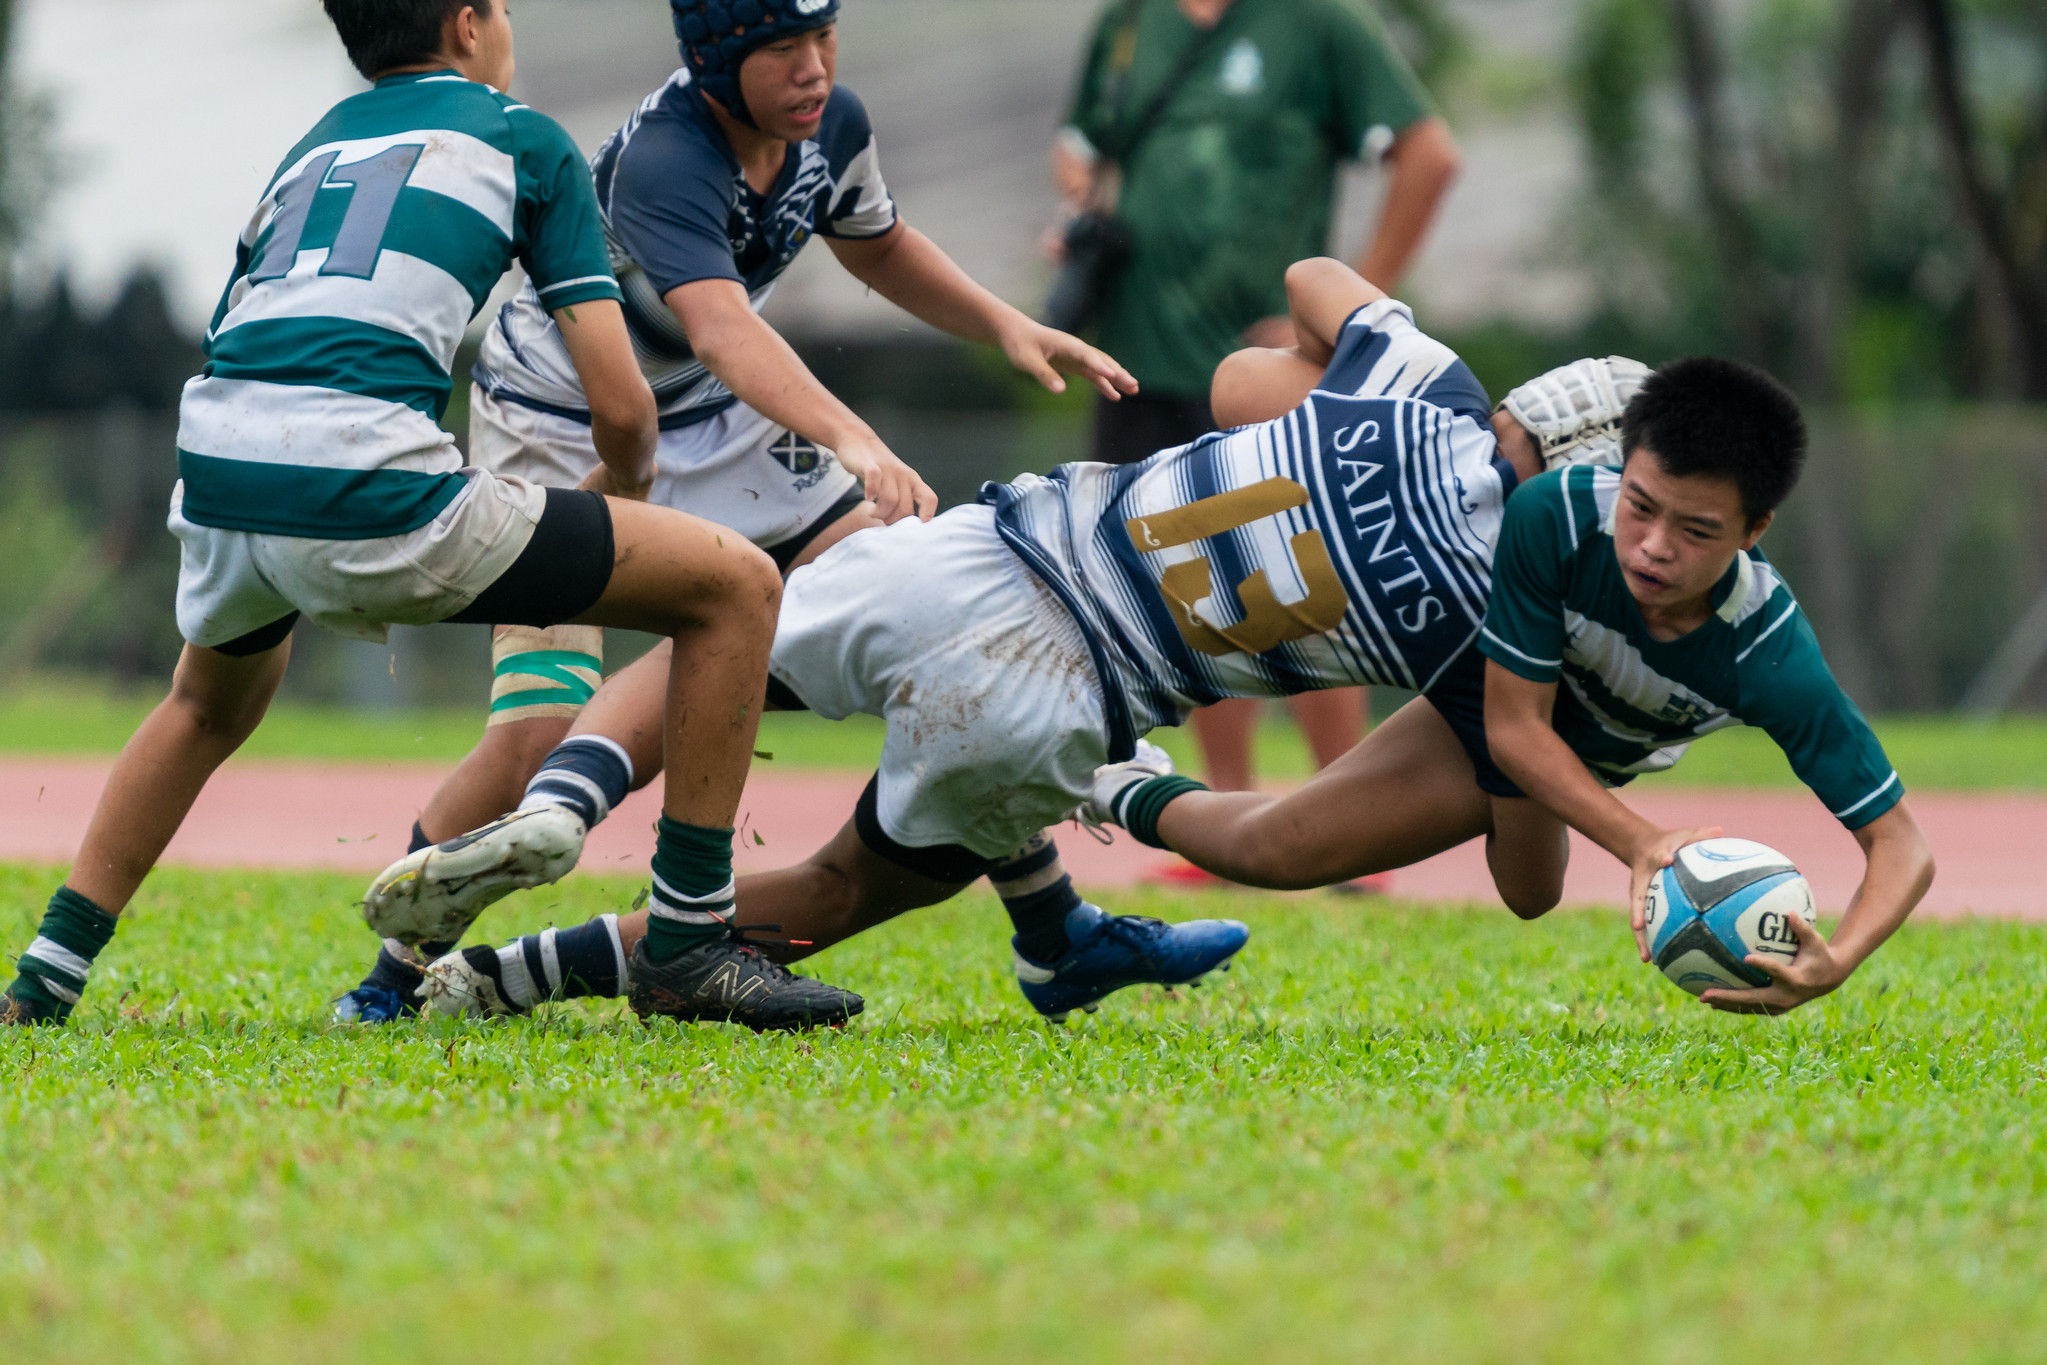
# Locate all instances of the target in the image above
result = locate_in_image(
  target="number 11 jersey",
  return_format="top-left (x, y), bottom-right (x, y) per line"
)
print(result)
top-left (983, 300), bottom-right (1513, 754)
top-left (176, 70), bottom-right (621, 541)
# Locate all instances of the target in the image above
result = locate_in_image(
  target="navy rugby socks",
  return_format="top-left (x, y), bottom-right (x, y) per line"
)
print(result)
top-left (643, 817), bottom-right (736, 960)
top-left (517, 735), bottom-right (633, 830)
top-left (991, 834), bottom-right (1084, 964)
top-left (4, 887), bottom-right (119, 1024)
top-left (463, 915), bottom-right (628, 1008)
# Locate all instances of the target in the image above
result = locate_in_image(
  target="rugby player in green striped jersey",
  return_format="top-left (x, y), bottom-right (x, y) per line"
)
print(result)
top-left (1, 0), bottom-right (861, 1031)
top-left (1475, 363), bottom-right (1934, 1014)
top-left (1093, 351), bottom-right (1935, 1015)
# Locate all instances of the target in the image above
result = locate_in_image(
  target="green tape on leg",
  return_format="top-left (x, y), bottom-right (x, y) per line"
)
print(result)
top-left (489, 650), bottom-right (600, 715)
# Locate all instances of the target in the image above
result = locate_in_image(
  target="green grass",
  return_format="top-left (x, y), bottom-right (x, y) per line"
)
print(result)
top-left (1, 861), bottom-right (2044, 1361)
top-left (7, 675), bottom-right (2047, 789)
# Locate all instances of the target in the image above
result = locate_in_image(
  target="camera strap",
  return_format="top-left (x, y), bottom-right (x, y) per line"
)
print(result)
top-left (1100, 0), bottom-right (1250, 168)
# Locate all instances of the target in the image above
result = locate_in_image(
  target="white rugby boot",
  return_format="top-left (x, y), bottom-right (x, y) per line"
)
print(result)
top-left (417, 946), bottom-right (530, 1020)
top-left (361, 806), bottom-right (587, 947)
top-left (1071, 739), bottom-right (1178, 836)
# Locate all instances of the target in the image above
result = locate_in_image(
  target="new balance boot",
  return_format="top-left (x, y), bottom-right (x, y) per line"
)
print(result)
top-left (626, 931), bottom-right (863, 1032)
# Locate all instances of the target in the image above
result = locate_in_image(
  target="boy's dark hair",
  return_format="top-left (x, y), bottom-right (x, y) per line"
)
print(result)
top-left (1621, 356), bottom-right (1806, 525)
top-left (321, 0), bottom-right (489, 80)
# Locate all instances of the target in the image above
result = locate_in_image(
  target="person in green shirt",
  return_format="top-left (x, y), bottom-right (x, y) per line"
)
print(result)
top-left (1050, 0), bottom-right (1462, 857)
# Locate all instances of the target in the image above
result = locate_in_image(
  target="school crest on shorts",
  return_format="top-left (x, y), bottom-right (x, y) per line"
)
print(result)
top-left (769, 430), bottom-right (834, 490)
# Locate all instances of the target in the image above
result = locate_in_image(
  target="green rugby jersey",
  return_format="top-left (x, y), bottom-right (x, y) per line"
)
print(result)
top-left (177, 70), bottom-right (622, 539)
top-left (1478, 466), bottom-right (1902, 830)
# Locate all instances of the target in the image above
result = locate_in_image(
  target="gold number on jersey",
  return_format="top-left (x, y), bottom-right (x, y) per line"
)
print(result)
top-left (1124, 477), bottom-right (1347, 658)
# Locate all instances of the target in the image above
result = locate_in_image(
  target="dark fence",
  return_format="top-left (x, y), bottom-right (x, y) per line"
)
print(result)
top-left (4, 403), bottom-right (2045, 713)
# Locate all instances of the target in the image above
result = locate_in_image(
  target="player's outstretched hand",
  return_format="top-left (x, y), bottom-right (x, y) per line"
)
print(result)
top-left (835, 434), bottom-right (937, 524)
top-left (1627, 823), bottom-right (1723, 961)
top-left (1698, 912), bottom-right (1845, 1015)
top-left (1000, 320), bottom-right (1139, 401)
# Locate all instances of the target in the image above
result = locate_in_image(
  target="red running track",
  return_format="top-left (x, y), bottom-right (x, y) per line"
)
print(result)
top-left (0, 756), bottom-right (2033, 918)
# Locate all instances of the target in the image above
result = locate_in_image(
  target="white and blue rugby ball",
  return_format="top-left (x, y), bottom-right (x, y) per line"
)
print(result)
top-left (1642, 838), bottom-right (1812, 996)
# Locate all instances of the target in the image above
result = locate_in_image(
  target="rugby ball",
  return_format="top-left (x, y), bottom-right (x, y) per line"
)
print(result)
top-left (1641, 838), bottom-right (1812, 997)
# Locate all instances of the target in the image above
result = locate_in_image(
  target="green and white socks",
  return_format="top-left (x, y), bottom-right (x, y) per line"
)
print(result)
top-left (644, 816), bottom-right (736, 961)
top-left (1106, 775), bottom-right (1209, 849)
top-left (5, 887), bottom-right (118, 1025)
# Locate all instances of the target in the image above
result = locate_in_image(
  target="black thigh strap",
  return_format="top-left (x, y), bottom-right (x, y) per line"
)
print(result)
top-left (852, 774), bottom-right (994, 886)
top-left (768, 487), bottom-right (866, 572)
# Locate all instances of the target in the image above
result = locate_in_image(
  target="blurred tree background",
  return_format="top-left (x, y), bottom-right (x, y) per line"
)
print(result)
top-left (1533, 0), bottom-right (2047, 709)
top-left (1557, 0), bottom-right (2044, 402)
top-left (0, 0), bottom-right (2043, 710)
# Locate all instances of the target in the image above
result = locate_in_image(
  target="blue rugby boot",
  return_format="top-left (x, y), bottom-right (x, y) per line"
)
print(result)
top-left (331, 986), bottom-right (418, 1025)
top-left (1013, 902), bottom-right (1248, 1021)
top-left (330, 940), bottom-right (433, 1024)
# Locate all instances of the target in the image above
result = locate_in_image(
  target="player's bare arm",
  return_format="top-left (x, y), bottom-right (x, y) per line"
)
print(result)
top-left (1483, 660), bottom-right (1724, 939)
top-left (665, 277), bottom-right (934, 522)
top-left (552, 299), bottom-right (656, 499)
top-left (1353, 117), bottom-right (1460, 290)
top-left (825, 223), bottom-right (1136, 401)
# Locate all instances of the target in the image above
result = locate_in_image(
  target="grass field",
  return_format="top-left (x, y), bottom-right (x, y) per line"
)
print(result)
top-left (1, 860), bottom-right (2043, 1362)
top-left (6, 676), bottom-right (2047, 788)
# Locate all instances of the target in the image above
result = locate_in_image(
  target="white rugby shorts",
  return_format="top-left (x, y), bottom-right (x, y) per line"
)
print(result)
top-left (469, 386), bottom-right (861, 551)
top-left (168, 465), bottom-right (547, 649)
top-left (770, 504), bottom-right (1112, 860)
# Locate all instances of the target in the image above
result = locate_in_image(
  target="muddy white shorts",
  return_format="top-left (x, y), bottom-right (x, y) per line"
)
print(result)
top-left (770, 503), bottom-right (1112, 861)
top-left (469, 386), bottom-right (861, 553)
top-left (168, 467), bottom-right (548, 648)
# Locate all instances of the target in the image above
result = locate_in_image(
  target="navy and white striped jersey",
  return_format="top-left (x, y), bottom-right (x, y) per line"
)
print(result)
top-left (473, 69), bottom-right (896, 429)
top-left (984, 300), bottom-right (1513, 752)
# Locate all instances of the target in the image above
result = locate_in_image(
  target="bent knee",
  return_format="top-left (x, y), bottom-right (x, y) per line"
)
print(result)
top-left (723, 539), bottom-right (783, 622)
top-left (165, 684), bottom-right (266, 744)
top-left (1499, 882), bottom-right (1562, 920)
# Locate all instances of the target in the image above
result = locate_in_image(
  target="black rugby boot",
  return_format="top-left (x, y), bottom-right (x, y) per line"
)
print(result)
top-left (626, 930), bottom-right (863, 1032)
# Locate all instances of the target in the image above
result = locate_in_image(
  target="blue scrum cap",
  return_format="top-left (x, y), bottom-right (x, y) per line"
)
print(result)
top-left (671, 0), bottom-right (841, 127)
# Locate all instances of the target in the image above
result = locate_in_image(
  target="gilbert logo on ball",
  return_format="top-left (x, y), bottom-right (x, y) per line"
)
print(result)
top-left (1641, 838), bottom-right (1813, 997)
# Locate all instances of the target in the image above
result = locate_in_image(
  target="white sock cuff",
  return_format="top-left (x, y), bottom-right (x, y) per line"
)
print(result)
top-left (599, 914), bottom-right (627, 990)
top-left (561, 733), bottom-right (635, 788)
top-left (521, 771), bottom-right (610, 823)
top-left (21, 938), bottom-right (85, 1002)
top-left (536, 927), bottom-right (562, 994)
top-left (23, 936), bottom-right (90, 982)
top-left (495, 943), bottom-right (540, 1010)
top-left (648, 872), bottom-right (738, 925)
